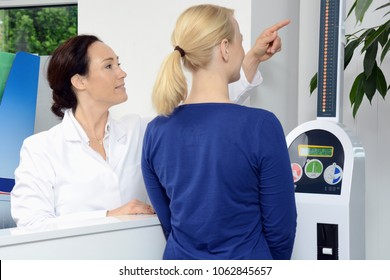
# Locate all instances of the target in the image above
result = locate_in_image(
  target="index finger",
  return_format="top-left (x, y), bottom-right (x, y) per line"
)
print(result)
top-left (267, 19), bottom-right (291, 32)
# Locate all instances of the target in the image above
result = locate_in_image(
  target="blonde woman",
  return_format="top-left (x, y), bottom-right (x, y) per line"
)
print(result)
top-left (142, 5), bottom-right (297, 259)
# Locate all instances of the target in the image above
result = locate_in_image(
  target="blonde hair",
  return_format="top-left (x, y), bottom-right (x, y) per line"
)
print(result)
top-left (152, 4), bottom-right (235, 116)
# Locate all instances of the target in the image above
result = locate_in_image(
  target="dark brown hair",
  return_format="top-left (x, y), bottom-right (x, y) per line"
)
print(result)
top-left (47, 34), bottom-right (101, 118)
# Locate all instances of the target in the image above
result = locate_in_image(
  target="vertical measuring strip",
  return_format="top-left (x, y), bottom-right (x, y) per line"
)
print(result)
top-left (317, 0), bottom-right (345, 122)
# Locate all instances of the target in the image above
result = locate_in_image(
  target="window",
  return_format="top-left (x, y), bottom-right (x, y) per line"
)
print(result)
top-left (0, 1), bottom-right (77, 55)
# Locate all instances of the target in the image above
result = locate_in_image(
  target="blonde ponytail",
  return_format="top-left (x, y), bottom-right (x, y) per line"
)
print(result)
top-left (152, 4), bottom-right (234, 116)
top-left (152, 50), bottom-right (187, 116)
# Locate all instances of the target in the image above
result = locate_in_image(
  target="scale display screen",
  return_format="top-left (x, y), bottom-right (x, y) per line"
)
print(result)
top-left (298, 145), bottom-right (334, 157)
top-left (288, 129), bottom-right (344, 195)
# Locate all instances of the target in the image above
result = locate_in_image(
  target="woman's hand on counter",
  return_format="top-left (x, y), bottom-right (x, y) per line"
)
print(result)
top-left (106, 199), bottom-right (155, 216)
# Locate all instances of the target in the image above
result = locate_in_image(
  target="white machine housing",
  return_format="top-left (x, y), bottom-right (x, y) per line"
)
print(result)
top-left (286, 120), bottom-right (365, 259)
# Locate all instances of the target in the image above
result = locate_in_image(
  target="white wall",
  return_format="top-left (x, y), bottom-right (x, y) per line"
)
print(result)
top-left (79, 0), bottom-right (390, 259)
top-left (78, 0), bottom-right (254, 120)
top-left (34, 56), bottom-right (62, 133)
top-left (250, 0), bottom-right (300, 134)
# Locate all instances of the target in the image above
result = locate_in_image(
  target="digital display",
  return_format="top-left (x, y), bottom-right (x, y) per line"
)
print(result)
top-left (289, 130), bottom-right (344, 195)
top-left (298, 144), bottom-right (334, 157)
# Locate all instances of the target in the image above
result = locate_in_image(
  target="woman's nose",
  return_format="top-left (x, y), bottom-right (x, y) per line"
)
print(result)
top-left (118, 66), bottom-right (127, 79)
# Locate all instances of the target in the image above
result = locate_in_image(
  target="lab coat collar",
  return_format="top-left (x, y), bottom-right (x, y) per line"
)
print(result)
top-left (61, 109), bottom-right (127, 144)
top-left (61, 109), bottom-right (86, 143)
top-left (61, 109), bottom-right (128, 169)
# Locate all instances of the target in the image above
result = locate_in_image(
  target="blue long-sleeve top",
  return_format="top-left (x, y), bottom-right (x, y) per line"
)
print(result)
top-left (142, 103), bottom-right (297, 259)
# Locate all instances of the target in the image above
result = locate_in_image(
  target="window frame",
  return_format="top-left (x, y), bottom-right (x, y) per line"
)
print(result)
top-left (0, 1), bottom-right (78, 55)
top-left (0, 0), bottom-right (77, 8)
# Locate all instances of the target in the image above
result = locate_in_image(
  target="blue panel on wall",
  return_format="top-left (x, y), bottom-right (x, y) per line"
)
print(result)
top-left (0, 52), bottom-right (16, 104)
top-left (0, 52), bottom-right (40, 193)
top-left (0, 178), bottom-right (15, 193)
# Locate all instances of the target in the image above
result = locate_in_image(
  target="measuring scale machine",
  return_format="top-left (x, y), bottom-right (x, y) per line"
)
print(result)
top-left (286, 0), bottom-right (365, 259)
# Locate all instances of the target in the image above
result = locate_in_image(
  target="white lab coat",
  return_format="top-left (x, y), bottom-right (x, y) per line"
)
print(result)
top-left (11, 70), bottom-right (262, 227)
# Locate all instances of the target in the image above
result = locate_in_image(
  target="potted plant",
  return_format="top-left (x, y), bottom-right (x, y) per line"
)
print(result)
top-left (310, 0), bottom-right (390, 117)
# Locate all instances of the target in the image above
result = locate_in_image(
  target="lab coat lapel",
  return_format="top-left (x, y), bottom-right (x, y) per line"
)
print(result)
top-left (108, 119), bottom-right (128, 170)
top-left (61, 111), bottom-right (127, 169)
top-left (61, 111), bottom-right (84, 143)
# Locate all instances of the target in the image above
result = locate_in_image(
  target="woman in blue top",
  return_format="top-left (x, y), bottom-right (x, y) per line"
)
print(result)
top-left (142, 4), bottom-right (297, 260)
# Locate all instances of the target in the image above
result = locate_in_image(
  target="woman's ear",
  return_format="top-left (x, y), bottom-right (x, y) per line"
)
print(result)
top-left (70, 74), bottom-right (86, 90)
top-left (219, 39), bottom-right (229, 62)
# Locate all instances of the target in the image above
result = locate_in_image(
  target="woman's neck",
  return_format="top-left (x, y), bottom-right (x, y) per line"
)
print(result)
top-left (184, 71), bottom-right (231, 104)
top-left (74, 106), bottom-right (108, 160)
top-left (74, 106), bottom-right (108, 141)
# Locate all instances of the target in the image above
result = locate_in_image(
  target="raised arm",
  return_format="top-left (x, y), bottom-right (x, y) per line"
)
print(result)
top-left (229, 19), bottom-right (291, 104)
top-left (242, 19), bottom-right (291, 82)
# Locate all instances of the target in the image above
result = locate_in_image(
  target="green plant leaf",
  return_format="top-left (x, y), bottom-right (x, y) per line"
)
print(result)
top-left (376, 66), bottom-right (388, 99)
top-left (364, 63), bottom-right (377, 103)
top-left (374, 2), bottom-right (390, 12)
top-left (351, 73), bottom-right (365, 118)
top-left (347, 0), bottom-right (357, 18)
top-left (350, 72), bottom-right (365, 105)
top-left (352, 90), bottom-right (364, 118)
top-left (309, 73), bottom-right (317, 95)
top-left (363, 40), bottom-right (378, 77)
top-left (355, 0), bottom-right (373, 23)
top-left (344, 39), bottom-right (360, 69)
top-left (381, 39), bottom-right (390, 63)
top-left (361, 21), bottom-right (389, 53)
top-left (378, 21), bottom-right (390, 47)
top-left (360, 28), bottom-right (376, 39)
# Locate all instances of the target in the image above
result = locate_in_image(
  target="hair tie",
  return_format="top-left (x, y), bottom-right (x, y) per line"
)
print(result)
top-left (174, 46), bottom-right (185, 57)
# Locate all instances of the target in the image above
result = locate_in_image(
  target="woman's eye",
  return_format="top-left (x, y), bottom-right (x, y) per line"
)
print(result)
top-left (105, 64), bottom-right (112, 69)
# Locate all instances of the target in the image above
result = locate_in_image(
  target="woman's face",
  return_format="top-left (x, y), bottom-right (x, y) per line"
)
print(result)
top-left (228, 18), bottom-right (245, 83)
top-left (81, 41), bottom-right (128, 108)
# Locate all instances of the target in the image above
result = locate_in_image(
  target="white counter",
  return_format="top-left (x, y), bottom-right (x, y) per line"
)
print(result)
top-left (0, 214), bottom-right (166, 259)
